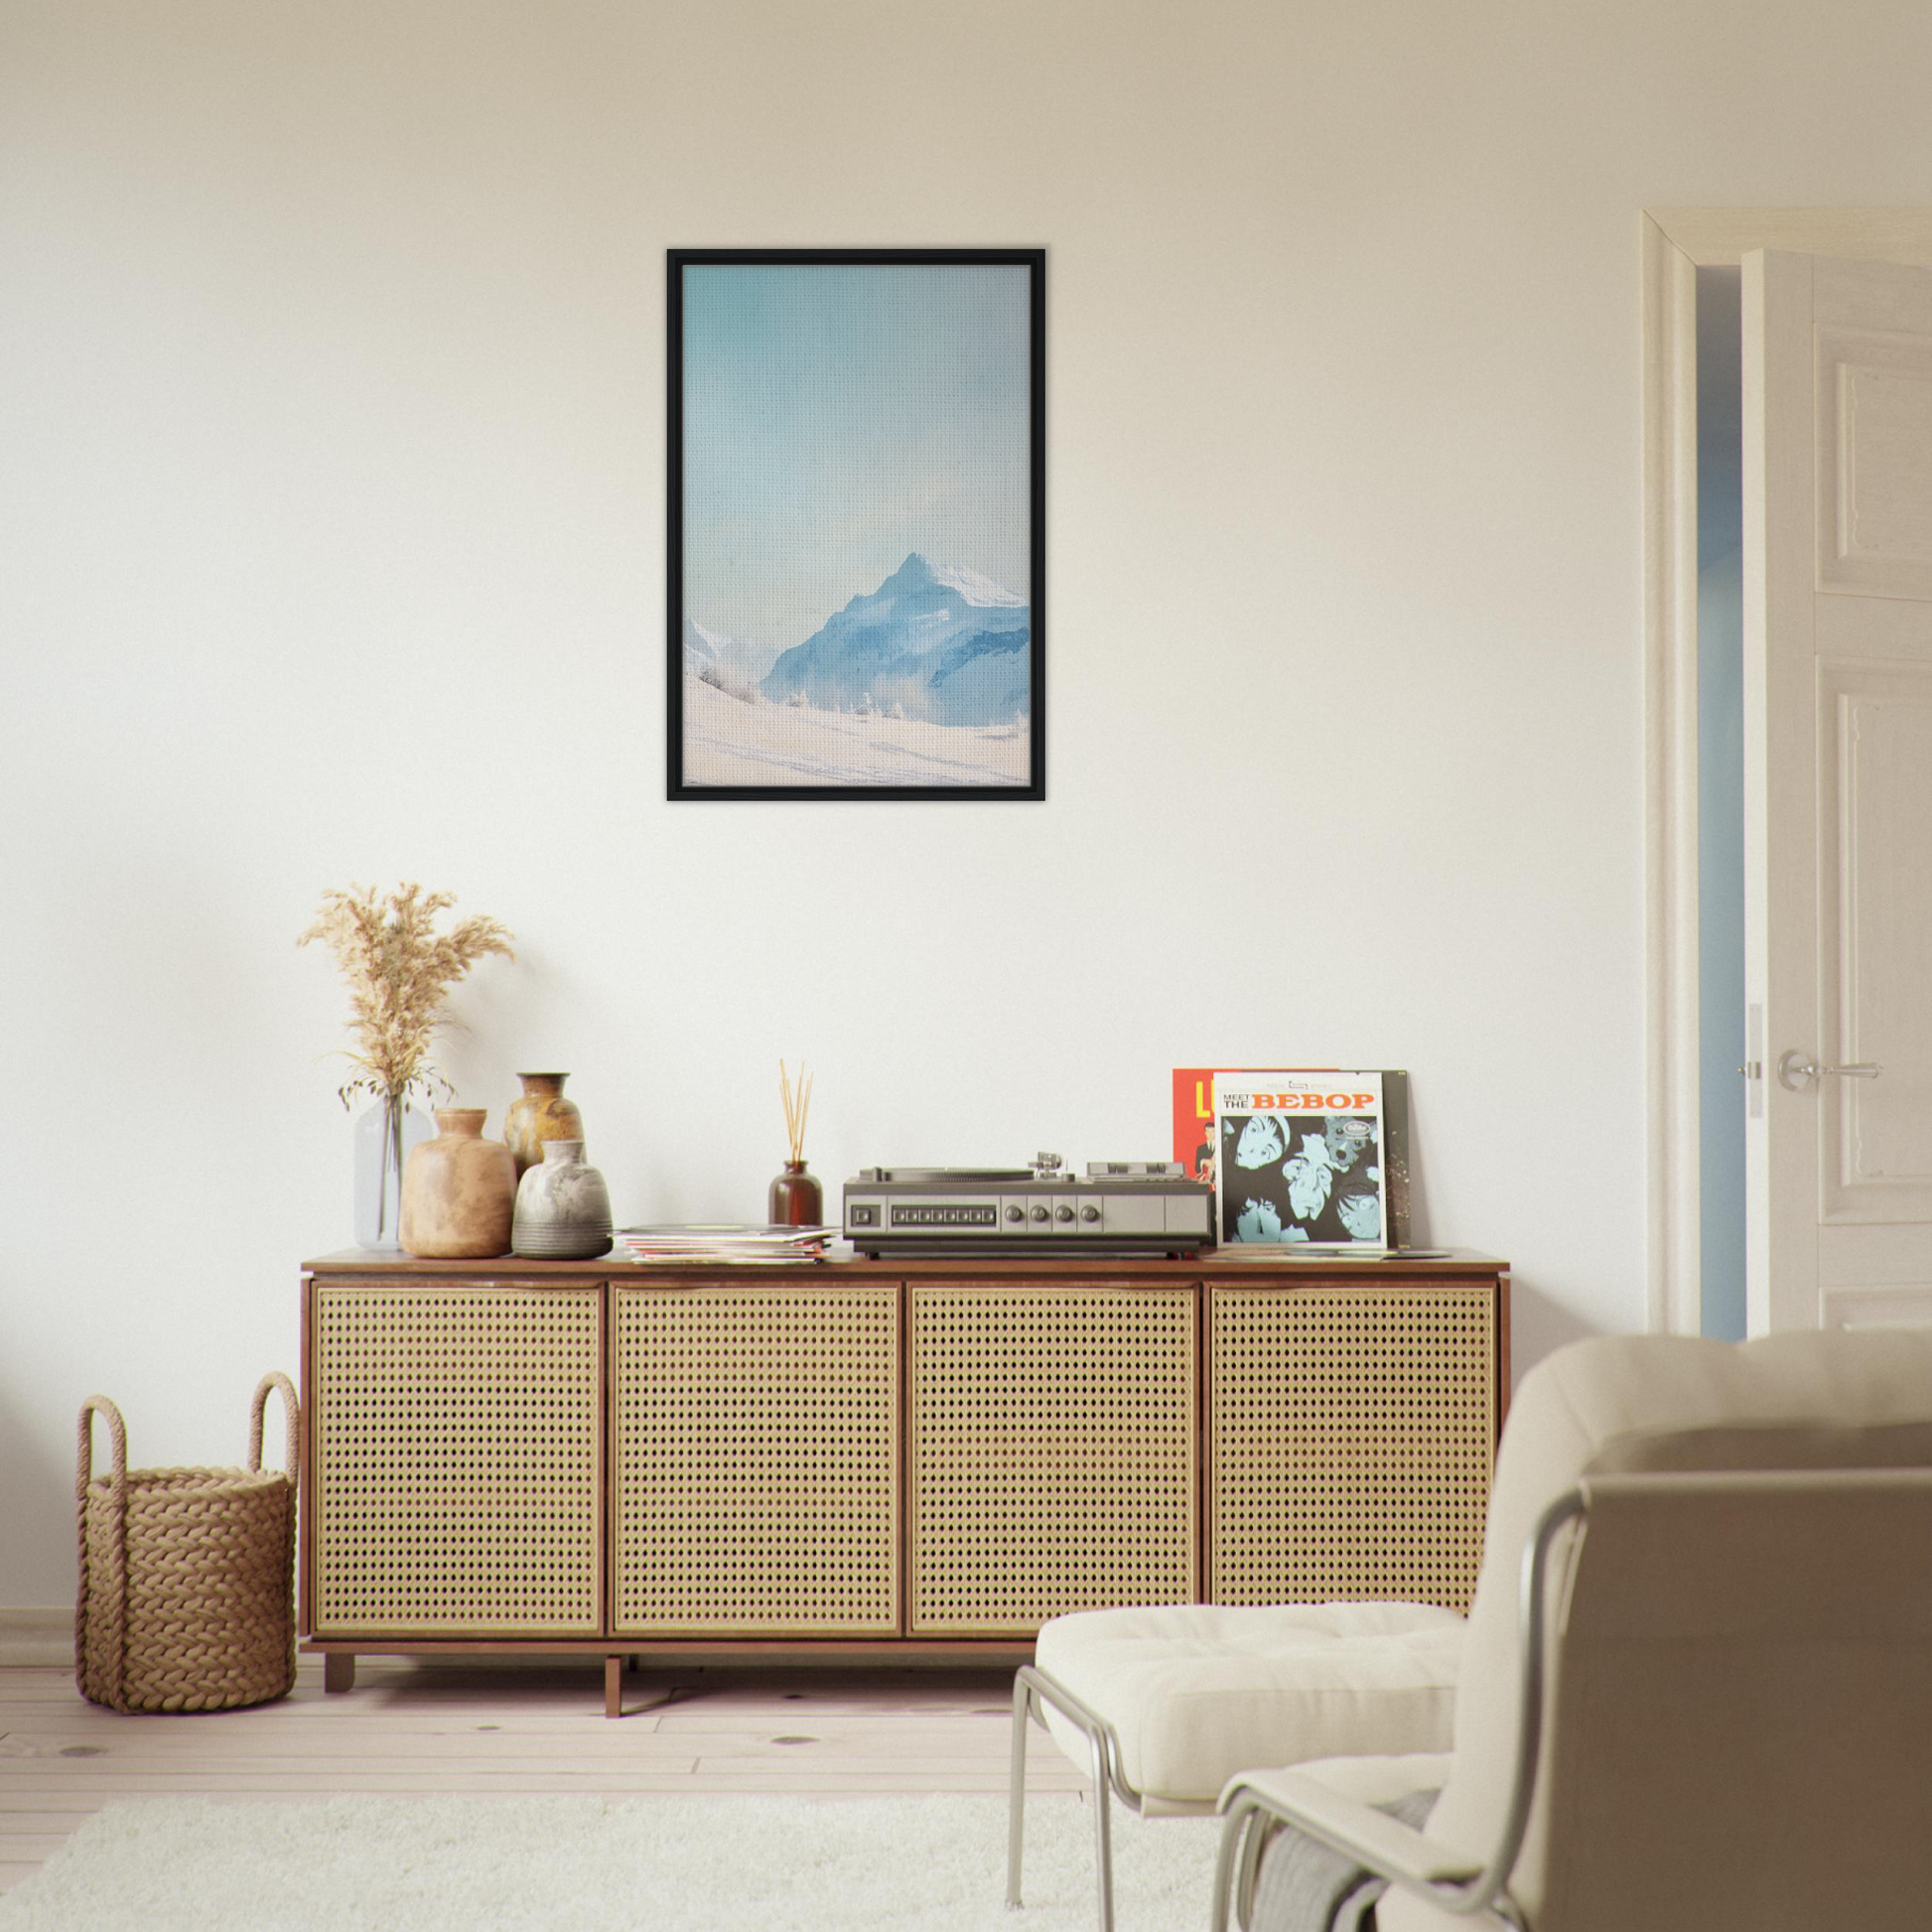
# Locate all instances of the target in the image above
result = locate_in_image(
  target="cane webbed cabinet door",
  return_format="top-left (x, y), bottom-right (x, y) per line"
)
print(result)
top-left (611, 1281), bottom-right (900, 1635)
top-left (907, 1280), bottom-right (1198, 1634)
top-left (310, 1281), bottom-right (604, 1636)
top-left (1208, 1281), bottom-right (1495, 1612)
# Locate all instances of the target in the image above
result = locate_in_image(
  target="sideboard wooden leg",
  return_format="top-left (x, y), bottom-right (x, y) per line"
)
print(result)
top-left (323, 1652), bottom-right (355, 1695)
top-left (605, 1654), bottom-right (622, 1719)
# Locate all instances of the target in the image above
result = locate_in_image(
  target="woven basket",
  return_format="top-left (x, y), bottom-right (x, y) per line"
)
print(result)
top-left (75, 1373), bottom-right (300, 1714)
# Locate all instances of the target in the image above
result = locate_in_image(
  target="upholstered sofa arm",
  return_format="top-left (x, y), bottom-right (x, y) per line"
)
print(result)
top-left (1221, 1764), bottom-right (1474, 1887)
top-left (1236, 1750), bottom-right (1453, 1812)
top-left (1213, 1761), bottom-right (1499, 1932)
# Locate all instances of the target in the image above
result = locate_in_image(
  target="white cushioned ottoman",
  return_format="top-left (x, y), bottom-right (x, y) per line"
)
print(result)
top-left (1032, 1601), bottom-right (1466, 1814)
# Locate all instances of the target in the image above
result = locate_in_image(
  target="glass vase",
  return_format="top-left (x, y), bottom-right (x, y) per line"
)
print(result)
top-left (352, 1094), bottom-right (432, 1250)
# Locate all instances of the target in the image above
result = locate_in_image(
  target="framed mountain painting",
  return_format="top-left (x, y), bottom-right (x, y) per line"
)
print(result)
top-left (667, 248), bottom-right (1045, 800)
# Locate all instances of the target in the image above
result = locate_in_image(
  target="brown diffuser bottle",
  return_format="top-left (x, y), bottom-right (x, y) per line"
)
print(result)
top-left (769, 1059), bottom-right (824, 1226)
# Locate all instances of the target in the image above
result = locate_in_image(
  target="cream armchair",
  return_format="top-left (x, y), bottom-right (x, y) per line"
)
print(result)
top-left (1212, 1328), bottom-right (1932, 1932)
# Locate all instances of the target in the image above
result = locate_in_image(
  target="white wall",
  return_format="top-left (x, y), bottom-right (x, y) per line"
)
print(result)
top-left (4, 0), bottom-right (1928, 1604)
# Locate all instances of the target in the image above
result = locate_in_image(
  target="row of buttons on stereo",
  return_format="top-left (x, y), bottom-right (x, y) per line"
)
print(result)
top-left (851, 1199), bottom-right (1109, 1230)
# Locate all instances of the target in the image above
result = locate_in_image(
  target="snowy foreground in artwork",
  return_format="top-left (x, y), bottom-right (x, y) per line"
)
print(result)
top-left (681, 551), bottom-right (1033, 786)
top-left (681, 673), bottom-right (1030, 787)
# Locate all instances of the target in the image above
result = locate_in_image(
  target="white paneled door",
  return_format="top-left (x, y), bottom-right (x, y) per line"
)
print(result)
top-left (1745, 250), bottom-right (1932, 1331)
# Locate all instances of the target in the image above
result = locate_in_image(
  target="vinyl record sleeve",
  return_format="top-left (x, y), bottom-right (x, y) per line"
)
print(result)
top-left (1173, 1067), bottom-right (1411, 1248)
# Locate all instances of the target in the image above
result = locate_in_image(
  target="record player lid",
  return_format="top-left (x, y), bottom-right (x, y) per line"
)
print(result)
top-left (866, 1166), bottom-right (1034, 1182)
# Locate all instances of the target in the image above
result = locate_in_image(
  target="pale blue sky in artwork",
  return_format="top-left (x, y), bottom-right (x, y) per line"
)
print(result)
top-left (682, 263), bottom-right (1031, 651)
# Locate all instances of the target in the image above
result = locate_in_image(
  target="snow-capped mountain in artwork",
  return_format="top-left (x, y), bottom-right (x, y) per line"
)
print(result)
top-left (759, 553), bottom-right (1031, 727)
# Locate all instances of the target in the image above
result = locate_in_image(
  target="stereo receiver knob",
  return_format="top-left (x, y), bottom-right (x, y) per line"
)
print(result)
top-left (1080, 1205), bottom-right (1101, 1223)
top-left (1005, 1204), bottom-right (1024, 1222)
top-left (1031, 1205), bottom-right (1049, 1223)
top-left (1055, 1205), bottom-right (1074, 1222)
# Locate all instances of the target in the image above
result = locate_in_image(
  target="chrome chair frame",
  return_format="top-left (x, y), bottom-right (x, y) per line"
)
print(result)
top-left (1007, 1661), bottom-right (1173, 1932)
top-left (1208, 1489), bottom-right (1587, 1932)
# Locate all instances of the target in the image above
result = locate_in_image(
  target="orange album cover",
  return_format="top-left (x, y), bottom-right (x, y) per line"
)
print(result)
top-left (1172, 1067), bottom-right (1337, 1183)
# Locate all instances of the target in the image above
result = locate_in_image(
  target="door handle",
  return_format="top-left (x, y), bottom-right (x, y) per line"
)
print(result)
top-left (1776, 1050), bottom-right (1882, 1091)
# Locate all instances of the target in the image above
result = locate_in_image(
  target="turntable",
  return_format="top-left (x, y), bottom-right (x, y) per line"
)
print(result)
top-left (843, 1154), bottom-right (1211, 1257)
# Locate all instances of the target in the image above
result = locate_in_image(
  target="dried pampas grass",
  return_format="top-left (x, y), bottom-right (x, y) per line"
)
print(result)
top-left (298, 883), bottom-right (515, 1107)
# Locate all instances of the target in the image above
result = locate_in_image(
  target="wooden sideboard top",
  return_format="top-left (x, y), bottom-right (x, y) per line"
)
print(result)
top-left (304, 1246), bottom-right (1507, 1281)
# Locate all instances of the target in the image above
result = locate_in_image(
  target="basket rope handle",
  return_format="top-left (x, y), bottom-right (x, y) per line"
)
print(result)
top-left (74, 1394), bottom-right (130, 1705)
top-left (76, 1395), bottom-right (127, 1504)
top-left (248, 1371), bottom-right (301, 1481)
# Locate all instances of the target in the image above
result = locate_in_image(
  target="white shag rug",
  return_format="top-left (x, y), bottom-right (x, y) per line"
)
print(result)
top-left (0, 1793), bottom-right (1223, 1931)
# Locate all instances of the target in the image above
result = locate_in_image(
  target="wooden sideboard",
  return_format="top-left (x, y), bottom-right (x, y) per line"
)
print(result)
top-left (300, 1250), bottom-right (1509, 1714)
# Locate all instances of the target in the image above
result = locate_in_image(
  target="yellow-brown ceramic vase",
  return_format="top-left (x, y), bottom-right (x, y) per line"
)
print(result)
top-left (503, 1072), bottom-right (586, 1179)
top-left (399, 1109), bottom-right (515, 1258)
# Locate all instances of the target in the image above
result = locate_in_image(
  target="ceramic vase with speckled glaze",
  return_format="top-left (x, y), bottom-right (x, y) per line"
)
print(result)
top-left (503, 1072), bottom-right (586, 1178)
top-left (400, 1108), bottom-right (515, 1258)
top-left (512, 1141), bottom-right (613, 1259)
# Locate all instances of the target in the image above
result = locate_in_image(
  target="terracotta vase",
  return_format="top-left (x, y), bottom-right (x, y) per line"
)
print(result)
top-left (503, 1072), bottom-right (586, 1178)
top-left (768, 1160), bottom-right (824, 1227)
top-left (512, 1141), bottom-right (614, 1259)
top-left (400, 1109), bottom-right (515, 1258)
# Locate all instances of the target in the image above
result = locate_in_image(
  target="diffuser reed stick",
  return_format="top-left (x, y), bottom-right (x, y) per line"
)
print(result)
top-left (779, 1058), bottom-right (813, 1164)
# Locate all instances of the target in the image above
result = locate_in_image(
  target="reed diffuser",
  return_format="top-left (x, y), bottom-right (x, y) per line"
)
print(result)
top-left (769, 1058), bottom-right (823, 1227)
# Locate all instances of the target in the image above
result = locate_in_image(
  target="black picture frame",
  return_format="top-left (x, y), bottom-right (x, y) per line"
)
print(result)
top-left (667, 247), bottom-right (1045, 801)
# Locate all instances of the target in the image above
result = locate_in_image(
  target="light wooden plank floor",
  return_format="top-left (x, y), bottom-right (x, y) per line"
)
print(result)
top-left (0, 1657), bottom-right (1084, 1892)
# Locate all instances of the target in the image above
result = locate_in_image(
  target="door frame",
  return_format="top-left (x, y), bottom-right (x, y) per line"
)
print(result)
top-left (1641, 209), bottom-right (1932, 1334)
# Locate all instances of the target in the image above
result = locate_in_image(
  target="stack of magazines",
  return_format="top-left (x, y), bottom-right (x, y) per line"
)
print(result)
top-left (613, 1224), bottom-right (838, 1265)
